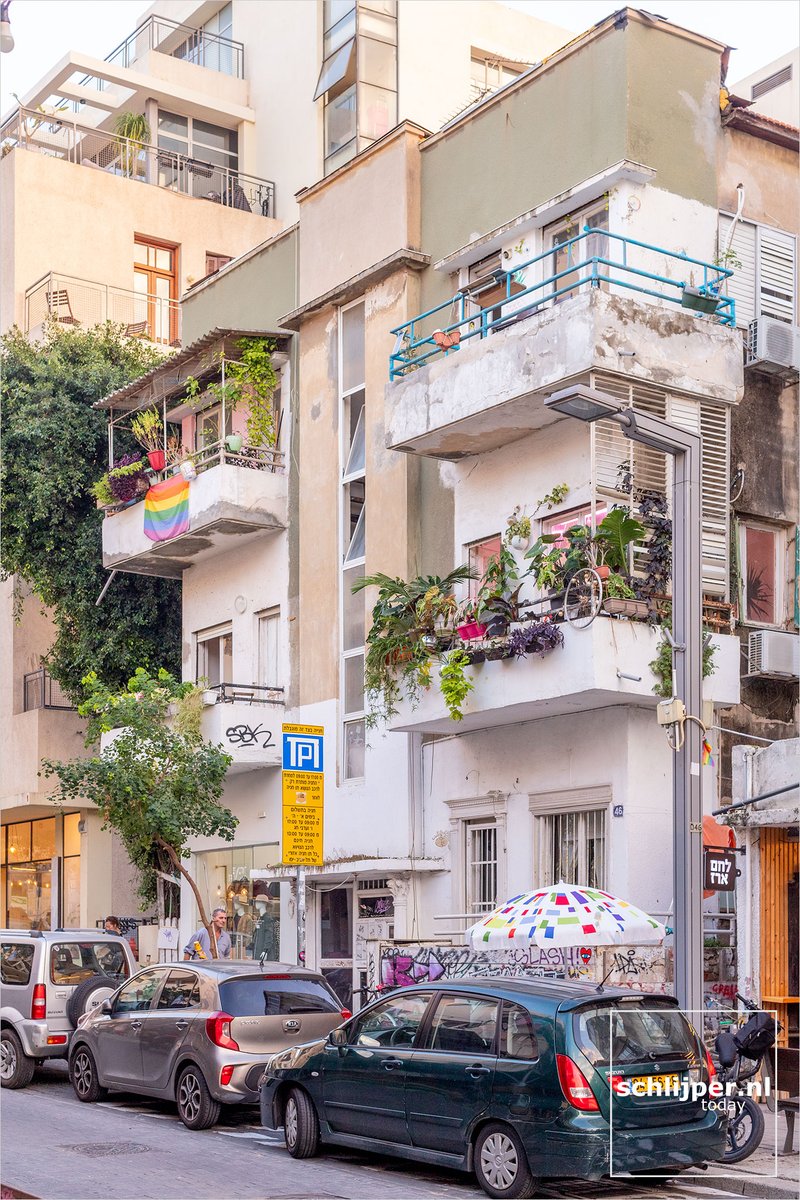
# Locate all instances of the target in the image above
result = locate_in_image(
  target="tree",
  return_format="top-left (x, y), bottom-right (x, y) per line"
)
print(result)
top-left (0, 322), bottom-right (182, 699)
top-left (42, 669), bottom-right (237, 955)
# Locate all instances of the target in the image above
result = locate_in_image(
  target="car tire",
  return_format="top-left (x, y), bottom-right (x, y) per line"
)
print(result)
top-left (176, 1065), bottom-right (221, 1130)
top-left (474, 1122), bottom-right (537, 1200)
top-left (284, 1087), bottom-right (320, 1159)
top-left (0, 1028), bottom-right (36, 1090)
top-left (66, 975), bottom-right (122, 1028)
top-left (69, 1044), bottom-right (108, 1103)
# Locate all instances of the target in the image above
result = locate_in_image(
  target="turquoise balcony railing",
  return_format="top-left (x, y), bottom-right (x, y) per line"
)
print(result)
top-left (389, 227), bottom-right (735, 380)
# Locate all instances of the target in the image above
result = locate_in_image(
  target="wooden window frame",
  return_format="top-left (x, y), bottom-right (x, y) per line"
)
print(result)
top-left (134, 236), bottom-right (178, 345)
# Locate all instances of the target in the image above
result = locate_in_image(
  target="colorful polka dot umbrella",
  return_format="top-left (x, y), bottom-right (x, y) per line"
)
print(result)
top-left (465, 883), bottom-right (666, 950)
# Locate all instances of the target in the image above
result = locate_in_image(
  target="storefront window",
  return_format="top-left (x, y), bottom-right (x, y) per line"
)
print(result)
top-left (31, 818), bottom-right (56, 861)
top-left (64, 812), bottom-right (82, 856)
top-left (2, 815), bottom-right (82, 929)
top-left (320, 887), bottom-right (352, 958)
top-left (195, 844), bottom-right (283, 960)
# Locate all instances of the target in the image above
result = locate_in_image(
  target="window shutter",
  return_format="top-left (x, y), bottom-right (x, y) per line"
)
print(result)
top-left (668, 397), bottom-right (730, 597)
top-left (758, 227), bottom-right (797, 324)
top-left (718, 215), bottom-right (757, 328)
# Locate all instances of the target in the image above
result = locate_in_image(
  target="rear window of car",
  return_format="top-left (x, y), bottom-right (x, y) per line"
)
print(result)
top-left (50, 941), bottom-right (130, 985)
top-left (218, 975), bottom-right (341, 1017)
top-left (573, 1000), bottom-right (697, 1067)
top-left (1, 943), bottom-right (35, 986)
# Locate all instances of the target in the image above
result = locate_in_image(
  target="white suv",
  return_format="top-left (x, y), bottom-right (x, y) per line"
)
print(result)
top-left (1, 928), bottom-right (136, 1088)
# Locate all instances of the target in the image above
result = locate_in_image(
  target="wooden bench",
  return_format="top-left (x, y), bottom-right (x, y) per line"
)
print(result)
top-left (775, 1046), bottom-right (800, 1154)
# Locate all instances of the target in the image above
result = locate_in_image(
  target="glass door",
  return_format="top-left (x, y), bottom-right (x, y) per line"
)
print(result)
top-left (133, 238), bottom-right (177, 344)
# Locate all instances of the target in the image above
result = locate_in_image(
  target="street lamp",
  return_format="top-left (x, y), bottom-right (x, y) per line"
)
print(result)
top-left (545, 384), bottom-right (704, 1015)
top-left (0, 1), bottom-right (13, 54)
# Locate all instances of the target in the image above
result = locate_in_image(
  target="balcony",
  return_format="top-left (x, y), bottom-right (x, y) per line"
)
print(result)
top-left (386, 230), bottom-right (743, 459)
top-left (23, 669), bottom-right (74, 712)
top-left (1, 109), bottom-right (274, 218)
top-left (100, 15), bottom-right (244, 80)
top-left (388, 620), bottom-right (740, 736)
top-left (25, 272), bottom-right (181, 347)
top-left (102, 442), bottom-right (287, 579)
top-left (200, 686), bottom-right (284, 773)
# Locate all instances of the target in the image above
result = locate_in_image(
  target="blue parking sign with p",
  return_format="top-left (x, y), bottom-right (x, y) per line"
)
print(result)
top-left (282, 727), bottom-right (324, 773)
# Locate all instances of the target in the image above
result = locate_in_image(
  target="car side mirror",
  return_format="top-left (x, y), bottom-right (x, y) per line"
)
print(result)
top-left (328, 1027), bottom-right (348, 1048)
top-left (101, 999), bottom-right (114, 1015)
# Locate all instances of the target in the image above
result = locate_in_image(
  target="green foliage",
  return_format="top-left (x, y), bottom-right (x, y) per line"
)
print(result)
top-left (0, 323), bottom-right (182, 700)
top-left (536, 483), bottom-right (569, 512)
top-left (113, 111), bottom-right (151, 147)
top-left (649, 625), bottom-right (718, 699)
top-left (594, 507), bottom-right (646, 573)
top-left (90, 474), bottom-right (114, 507)
top-left (439, 649), bottom-right (473, 721)
top-left (604, 572), bottom-right (636, 599)
top-left (43, 669), bottom-right (235, 919)
top-left (207, 338), bottom-right (279, 448)
top-left (130, 407), bottom-right (163, 453)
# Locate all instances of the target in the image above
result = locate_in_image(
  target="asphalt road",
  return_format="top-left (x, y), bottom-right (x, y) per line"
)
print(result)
top-left (0, 1061), bottom-right (779, 1200)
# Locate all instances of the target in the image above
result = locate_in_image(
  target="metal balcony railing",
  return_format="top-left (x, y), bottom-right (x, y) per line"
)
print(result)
top-left (1, 108), bottom-right (275, 218)
top-left (102, 13), bottom-right (245, 79)
top-left (192, 438), bottom-right (285, 476)
top-left (23, 669), bottom-right (74, 712)
top-left (205, 683), bottom-right (285, 705)
top-left (25, 272), bottom-right (182, 346)
top-left (389, 227), bottom-right (736, 380)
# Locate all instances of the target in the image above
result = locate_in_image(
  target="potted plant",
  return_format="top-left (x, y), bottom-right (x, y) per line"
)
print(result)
top-left (483, 637), bottom-right (513, 661)
top-left (456, 599), bottom-right (487, 641)
top-left (113, 111), bottom-right (151, 178)
top-left (225, 432), bottom-right (244, 453)
top-left (602, 573), bottom-right (650, 618)
top-left (439, 649), bottom-right (473, 721)
top-left (476, 545), bottom-right (526, 637)
top-left (90, 474), bottom-right (114, 509)
top-left (108, 453), bottom-right (148, 504)
top-left (131, 408), bottom-right (166, 471)
top-left (508, 621), bottom-right (565, 659)
top-left (505, 506), bottom-right (531, 551)
top-left (680, 278), bottom-right (720, 315)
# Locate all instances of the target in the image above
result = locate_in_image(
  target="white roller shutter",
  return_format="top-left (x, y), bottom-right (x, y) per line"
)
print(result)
top-left (758, 226), bottom-right (797, 323)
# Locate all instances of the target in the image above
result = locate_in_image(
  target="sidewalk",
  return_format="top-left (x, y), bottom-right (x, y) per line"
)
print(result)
top-left (685, 1110), bottom-right (799, 1199)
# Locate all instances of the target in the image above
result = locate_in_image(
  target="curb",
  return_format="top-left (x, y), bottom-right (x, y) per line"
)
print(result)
top-left (685, 1172), bottom-right (800, 1199)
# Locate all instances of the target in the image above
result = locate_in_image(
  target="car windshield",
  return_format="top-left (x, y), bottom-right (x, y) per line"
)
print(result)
top-left (219, 976), bottom-right (341, 1017)
top-left (573, 1000), bottom-right (698, 1067)
top-left (50, 942), bottom-right (130, 985)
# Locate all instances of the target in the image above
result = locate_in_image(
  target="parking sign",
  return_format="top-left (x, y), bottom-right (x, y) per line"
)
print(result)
top-left (282, 725), bottom-right (324, 866)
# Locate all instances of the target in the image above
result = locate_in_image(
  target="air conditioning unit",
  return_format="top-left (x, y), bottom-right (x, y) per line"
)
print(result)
top-left (745, 316), bottom-right (800, 376)
top-left (746, 630), bottom-right (799, 679)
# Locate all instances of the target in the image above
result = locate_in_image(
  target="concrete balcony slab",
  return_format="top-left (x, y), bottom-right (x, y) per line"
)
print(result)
top-left (201, 700), bottom-right (283, 772)
top-left (102, 463), bottom-right (287, 578)
top-left (388, 620), bottom-right (740, 735)
top-left (385, 290), bottom-right (743, 460)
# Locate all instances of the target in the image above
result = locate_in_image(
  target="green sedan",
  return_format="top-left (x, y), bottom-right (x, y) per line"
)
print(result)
top-left (260, 977), bottom-right (726, 1199)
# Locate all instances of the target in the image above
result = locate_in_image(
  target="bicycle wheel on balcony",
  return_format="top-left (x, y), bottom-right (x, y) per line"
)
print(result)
top-left (564, 567), bottom-right (603, 629)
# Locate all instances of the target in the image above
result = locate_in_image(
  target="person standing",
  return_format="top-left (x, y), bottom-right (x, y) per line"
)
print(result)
top-left (183, 907), bottom-right (232, 960)
top-left (104, 915), bottom-right (122, 934)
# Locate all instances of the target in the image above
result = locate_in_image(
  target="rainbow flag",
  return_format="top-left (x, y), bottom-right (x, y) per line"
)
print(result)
top-left (144, 475), bottom-right (190, 542)
top-left (702, 738), bottom-right (714, 767)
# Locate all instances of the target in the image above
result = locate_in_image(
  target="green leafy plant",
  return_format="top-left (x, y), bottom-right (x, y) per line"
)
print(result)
top-left (113, 112), bottom-right (151, 177)
top-left (476, 545), bottom-right (525, 634)
top-left (130, 407), bottom-right (163, 454)
top-left (439, 649), bottom-right (473, 721)
top-left (207, 338), bottom-right (279, 448)
top-left (0, 322), bottom-right (179, 699)
top-left (594, 507), bottom-right (646, 573)
top-left (536, 483), bottom-right (569, 511)
top-left (42, 669), bottom-right (235, 946)
top-left (604, 572), bottom-right (637, 599)
top-left (90, 474), bottom-right (114, 507)
top-left (649, 625), bottom-right (718, 698)
top-left (504, 507), bottom-right (531, 544)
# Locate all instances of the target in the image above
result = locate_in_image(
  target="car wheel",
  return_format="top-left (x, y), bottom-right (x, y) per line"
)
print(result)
top-left (284, 1087), bottom-right (320, 1159)
top-left (69, 1045), bottom-right (109, 1103)
top-left (66, 975), bottom-right (121, 1028)
top-left (474, 1122), bottom-right (536, 1200)
top-left (0, 1028), bottom-right (36, 1090)
top-left (176, 1065), bottom-right (221, 1130)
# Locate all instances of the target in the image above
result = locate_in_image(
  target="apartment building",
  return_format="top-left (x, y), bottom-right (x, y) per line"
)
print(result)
top-left (103, 6), bottom-right (798, 1009)
top-left (0, 0), bottom-right (567, 934)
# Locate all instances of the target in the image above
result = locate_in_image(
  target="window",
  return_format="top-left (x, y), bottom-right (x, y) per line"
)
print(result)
top-left (320, 887), bottom-right (352, 958)
top-left (537, 809), bottom-right (606, 889)
top-left (542, 505), bottom-right (608, 543)
top-left (500, 1001), bottom-right (540, 1061)
top-left (718, 215), bottom-right (797, 327)
top-left (470, 51), bottom-right (526, 100)
top-left (340, 301), bottom-right (366, 779)
top-left (196, 625), bottom-right (233, 686)
top-left (205, 252), bottom-right (232, 277)
top-left (547, 203), bottom-right (609, 302)
top-left (133, 237), bottom-right (177, 345)
top-left (466, 821), bottom-right (498, 915)
top-left (114, 969), bottom-right (163, 1013)
top-left (156, 969), bottom-right (201, 1009)
top-left (467, 535), bottom-right (502, 599)
top-left (739, 524), bottom-right (785, 626)
top-left (428, 994), bottom-right (499, 1054)
top-left (218, 976), bottom-right (340, 1016)
top-left (257, 609), bottom-right (281, 688)
top-left (195, 403), bottom-right (231, 452)
top-left (1, 943), bottom-right (35, 986)
top-left (171, 3), bottom-right (236, 74)
top-left (349, 990), bottom-right (431, 1047)
top-left (50, 942), bottom-right (129, 985)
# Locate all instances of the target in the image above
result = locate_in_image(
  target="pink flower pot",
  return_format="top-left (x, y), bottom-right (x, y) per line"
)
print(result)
top-left (457, 621), bottom-right (488, 641)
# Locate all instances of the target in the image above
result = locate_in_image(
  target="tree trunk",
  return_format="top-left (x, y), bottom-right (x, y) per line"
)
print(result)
top-left (155, 837), bottom-right (217, 958)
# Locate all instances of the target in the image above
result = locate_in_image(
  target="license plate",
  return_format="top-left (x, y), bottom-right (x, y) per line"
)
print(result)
top-left (629, 1073), bottom-right (680, 1095)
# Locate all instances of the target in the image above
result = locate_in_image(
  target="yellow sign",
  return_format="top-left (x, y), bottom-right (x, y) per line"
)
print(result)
top-left (282, 724), bottom-right (324, 866)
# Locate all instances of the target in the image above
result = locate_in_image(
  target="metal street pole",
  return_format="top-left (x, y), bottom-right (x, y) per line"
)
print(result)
top-left (545, 386), bottom-right (705, 1014)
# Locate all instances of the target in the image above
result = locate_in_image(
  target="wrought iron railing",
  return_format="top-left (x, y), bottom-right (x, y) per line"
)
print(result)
top-left (101, 13), bottom-right (244, 79)
top-left (25, 272), bottom-right (181, 346)
top-left (192, 438), bottom-right (285, 476)
top-left (1, 108), bottom-right (275, 218)
top-left (205, 683), bottom-right (284, 705)
top-left (389, 227), bottom-right (736, 379)
top-left (23, 669), bottom-right (74, 712)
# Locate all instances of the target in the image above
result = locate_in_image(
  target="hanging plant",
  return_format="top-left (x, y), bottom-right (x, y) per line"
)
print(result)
top-left (649, 620), bottom-right (718, 698)
top-left (439, 649), bottom-right (473, 721)
top-left (207, 338), bottom-right (279, 448)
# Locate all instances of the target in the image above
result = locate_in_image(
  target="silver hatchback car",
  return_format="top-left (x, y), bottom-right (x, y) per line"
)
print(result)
top-left (68, 960), bottom-right (347, 1128)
